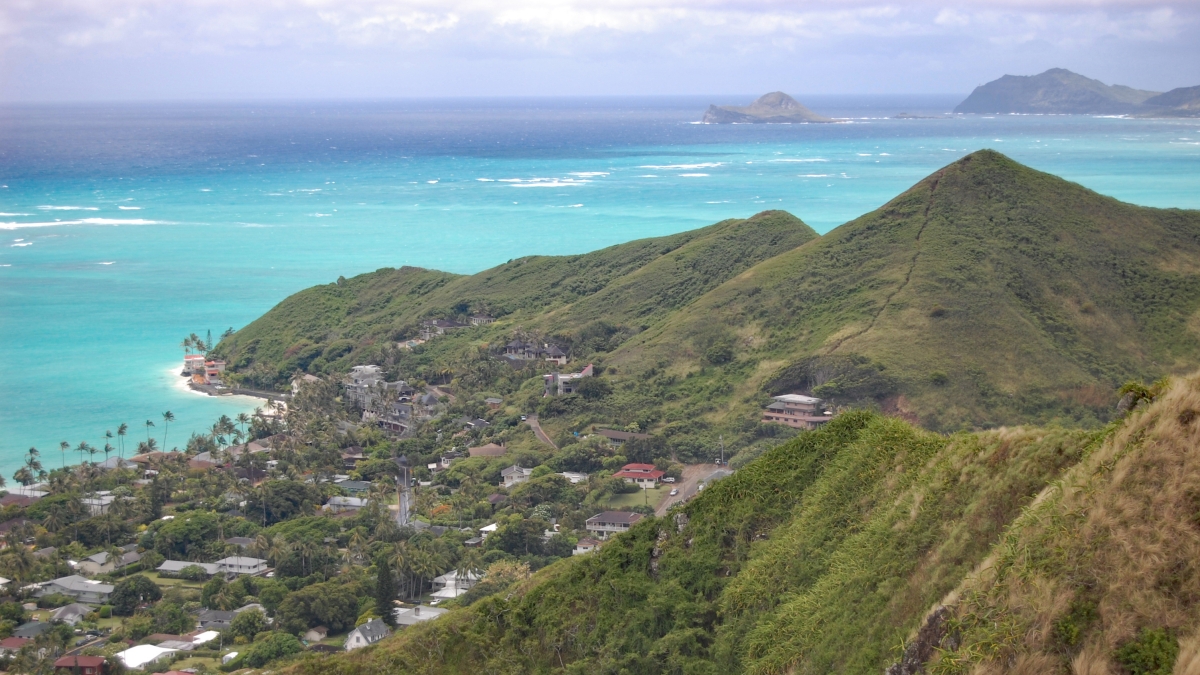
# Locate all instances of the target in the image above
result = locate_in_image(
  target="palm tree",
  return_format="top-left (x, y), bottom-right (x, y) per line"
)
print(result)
top-left (59, 441), bottom-right (69, 469)
top-left (74, 442), bottom-right (88, 466)
top-left (144, 419), bottom-right (155, 442)
top-left (456, 548), bottom-right (483, 592)
top-left (24, 447), bottom-right (42, 479)
top-left (12, 467), bottom-right (32, 487)
top-left (86, 444), bottom-right (97, 465)
top-left (162, 411), bottom-right (175, 450)
top-left (117, 423), bottom-right (128, 459)
top-left (103, 443), bottom-right (114, 467)
top-left (236, 412), bottom-right (250, 439)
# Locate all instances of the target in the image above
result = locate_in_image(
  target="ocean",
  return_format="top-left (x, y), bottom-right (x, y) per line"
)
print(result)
top-left (2, 95), bottom-right (1199, 475)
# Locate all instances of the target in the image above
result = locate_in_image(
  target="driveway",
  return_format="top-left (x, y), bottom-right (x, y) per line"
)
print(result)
top-left (526, 414), bottom-right (558, 450)
top-left (655, 463), bottom-right (723, 516)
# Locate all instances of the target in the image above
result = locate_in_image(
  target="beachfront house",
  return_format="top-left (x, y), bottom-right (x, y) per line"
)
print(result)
top-left (585, 511), bottom-right (644, 539)
top-left (543, 364), bottom-right (594, 396)
top-left (344, 618), bottom-right (390, 650)
top-left (761, 394), bottom-right (831, 430)
top-left (37, 576), bottom-right (113, 604)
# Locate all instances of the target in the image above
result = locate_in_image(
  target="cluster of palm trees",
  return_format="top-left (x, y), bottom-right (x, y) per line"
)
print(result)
top-left (181, 332), bottom-right (210, 355)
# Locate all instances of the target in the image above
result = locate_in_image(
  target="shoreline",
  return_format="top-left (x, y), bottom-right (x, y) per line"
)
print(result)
top-left (163, 365), bottom-right (269, 406)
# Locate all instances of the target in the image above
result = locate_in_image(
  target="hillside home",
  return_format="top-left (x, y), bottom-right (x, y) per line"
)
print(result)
top-left (761, 394), bottom-right (831, 430)
top-left (324, 496), bottom-right (369, 514)
top-left (0, 637), bottom-right (30, 656)
top-left (431, 571), bottom-right (480, 599)
top-left (77, 549), bottom-right (140, 576)
top-left (613, 463), bottom-right (664, 488)
top-left (215, 556), bottom-right (267, 576)
top-left (157, 561), bottom-right (220, 578)
top-left (37, 576), bottom-right (113, 604)
top-left (196, 609), bottom-right (236, 631)
top-left (302, 626), bottom-right (328, 642)
top-left (585, 511), bottom-right (644, 539)
top-left (470, 314), bottom-right (495, 326)
top-left (420, 319), bottom-right (468, 340)
top-left (504, 340), bottom-right (569, 364)
top-left (13, 622), bottom-right (52, 640)
top-left (393, 605), bottom-right (449, 628)
top-left (544, 364), bottom-right (594, 396)
top-left (595, 428), bottom-right (652, 446)
top-left (573, 538), bottom-right (601, 555)
top-left (49, 604), bottom-right (91, 626)
top-left (558, 471), bottom-right (588, 484)
top-left (291, 373), bottom-right (321, 396)
top-left (344, 618), bottom-right (390, 650)
top-left (53, 656), bottom-right (105, 674)
top-left (485, 397), bottom-right (503, 409)
top-left (81, 494), bottom-right (115, 517)
top-left (500, 465), bottom-right (533, 488)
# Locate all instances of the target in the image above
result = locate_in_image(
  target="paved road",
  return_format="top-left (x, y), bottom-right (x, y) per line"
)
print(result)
top-left (526, 414), bottom-right (558, 449)
top-left (655, 463), bottom-right (723, 516)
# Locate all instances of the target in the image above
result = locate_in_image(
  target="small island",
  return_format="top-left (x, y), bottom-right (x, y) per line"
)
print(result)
top-left (701, 92), bottom-right (836, 123)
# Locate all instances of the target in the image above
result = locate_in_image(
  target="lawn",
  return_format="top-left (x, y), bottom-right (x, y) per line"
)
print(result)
top-left (144, 572), bottom-right (206, 590)
top-left (603, 486), bottom-right (667, 510)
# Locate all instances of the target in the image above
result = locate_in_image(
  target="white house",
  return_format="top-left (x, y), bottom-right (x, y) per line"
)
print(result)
top-left (393, 605), bottom-right (449, 627)
top-left (36, 576), bottom-right (113, 604)
top-left (81, 495), bottom-right (115, 517)
top-left (500, 465), bottom-right (533, 488)
top-left (344, 618), bottom-right (390, 650)
top-left (77, 550), bottom-right (140, 576)
top-left (573, 538), bottom-right (601, 555)
top-left (157, 561), bottom-right (220, 578)
top-left (585, 511), bottom-right (644, 540)
top-left (323, 496), bottom-right (369, 514)
top-left (49, 604), bottom-right (92, 626)
top-left (215, 557), bottom-right (267, 576)
top-left (116, 644), bottom-right (177, 670)
top-left (558, 472), bottom-right (588, 484)
top-left (430, 571), bottom-right (480, 599)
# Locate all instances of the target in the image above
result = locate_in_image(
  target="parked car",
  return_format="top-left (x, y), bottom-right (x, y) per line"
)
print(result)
top-left (669, 489), bottom-right (679, 496)
top-left (520, 415), bottom-right (527, 421)
top-left (662, 477), bottom-right (676, 483)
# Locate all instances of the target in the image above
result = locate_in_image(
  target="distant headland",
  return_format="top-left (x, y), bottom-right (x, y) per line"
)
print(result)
top-left (955, 68), bottom-right (1200, 117)
top-left (701, 92), bottom-right (837, 123)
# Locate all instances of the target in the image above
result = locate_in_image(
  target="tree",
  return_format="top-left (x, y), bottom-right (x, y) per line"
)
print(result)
top-left (110, 575), bottom-right (162, 616)
top-left (117, 423), bottom-right (128, 460)
top-left (161, 411), bottom-right (175, 450)
top-left (144, 420), bottom-right (155, 442)
top-left (229, 608), bottom-right (267, 641)
top-left (374, 556), bottom-right (397, 626)
top-left (275, 581), bottom-right (359, 634)
top-left (230, 632), bottom-right (302, 669)
top-left (59, 441), bottom-right (69, 469)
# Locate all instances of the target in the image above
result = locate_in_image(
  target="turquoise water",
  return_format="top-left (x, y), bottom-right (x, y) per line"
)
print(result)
top-left (2, 96), bottom-right (1200, 475)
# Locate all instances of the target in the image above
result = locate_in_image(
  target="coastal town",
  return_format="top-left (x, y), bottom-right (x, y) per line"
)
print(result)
top-left (0, 317), bottom-right (833, 674)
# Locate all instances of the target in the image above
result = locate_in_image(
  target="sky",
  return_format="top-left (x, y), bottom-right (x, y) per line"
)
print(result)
top-left (0, 0), bottom-right (1198, 101)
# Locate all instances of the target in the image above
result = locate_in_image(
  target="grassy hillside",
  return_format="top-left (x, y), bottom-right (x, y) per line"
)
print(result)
top-left (619, 150), bottom-right (1200, 430)
top-left (215, 210), bottom-right (816, 384)
top-left (278, 411), bottom-right (1095, 675)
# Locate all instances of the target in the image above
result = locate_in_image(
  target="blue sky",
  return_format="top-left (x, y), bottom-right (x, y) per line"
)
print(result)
top-left (1, 0), bottom-right (1197, 100)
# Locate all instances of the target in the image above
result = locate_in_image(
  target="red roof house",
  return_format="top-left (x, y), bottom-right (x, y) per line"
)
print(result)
top-left (612, 463), bottom-right (664, 487)
top-left (53, 656), bottom-right (105, 674)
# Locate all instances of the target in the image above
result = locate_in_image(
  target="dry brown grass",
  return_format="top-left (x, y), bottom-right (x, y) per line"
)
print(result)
top-left (937, 372), bottom-right (1200, 673)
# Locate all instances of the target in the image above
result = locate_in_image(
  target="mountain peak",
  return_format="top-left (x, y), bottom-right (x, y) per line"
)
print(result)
top-left (955, 68), bottom-right (1160, 114)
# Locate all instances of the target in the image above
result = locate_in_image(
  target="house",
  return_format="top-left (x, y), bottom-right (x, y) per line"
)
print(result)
top-left (324, 496), bottom-right (369, 514)
top-left (96, 456), bottom-right (138, 470)
top-left (291, 373), bottom-right (321, 396)
top-left (467, 418), bottom-right (490, 429)
top-left (77, 549), bottom-right (140, 576)
top-left (595, 428), bottom-right (652, 446)
top-left (0, 637), bottom-right (30, 655)
top-left (470, 314), bottom-right (495, 326)
top-left (486, 493), bottom-right (507, 507)
top-left (558, 471), bottom-right (588, 484)
top-left (393, 605), bottom-right (449, 627)
top-left (543, 364), bottom-right (594, 396)
top-left (503, 340), bottom-right (567, 363)
top-left (573, 538), bottom-right (601, 555)
top-left (49, 603), bottom-right (92, 626)
top-left (543, 345), bottom-right (568, 365)
top-left (334, 479), bottom-right (371, 494)
top-left (0, 494), bottom-right (38, 508)
top-left (302, 626), bottom-right (328, 643)
top-left (81, 494), bottom-right (115, 516)
top-left (341, 447), bottom-right (366, 469)
top-left (115, 644), bottom-right (177, 670)
top-left (484, 397), bottom-right (503, 410)
top-left (500, 465), bottom-right (533, 488)
top-left (204, 360), bottom-right (226, 385)
top-left (344, 618), bottom-right (390, 651)
top-left (468, 443), bottom-right (507, 458)
top-left (761, 394), bottom-right (831, 430)
top-left (53, 656), bottom-right (105, 674)
top-left (13, 622), bottom-right (52, 639)
top-left (613, 463), bottom-right (664, 489)
top-left (585, 511), bottom-right (644, 539)
top-left (196, 609), bottom-right (237, 631)
top-left (157, 561), bottom-right (220, 578)
top-left (431, 571), bottom-right (480, 599)
top-left (479, 523), bottom-right (499, 539)
top-left (183, 353), bottom-right (205, 374)
top-left (215, 556), bottom-right (267, 576)
top-left (37, 576), bottom-right (114, 604)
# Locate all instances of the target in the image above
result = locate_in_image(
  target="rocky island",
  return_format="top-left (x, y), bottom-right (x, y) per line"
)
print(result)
top-left (701, 91), bottom-right (836, 123)
top-left (955, 67), bottom-right (1200, 117)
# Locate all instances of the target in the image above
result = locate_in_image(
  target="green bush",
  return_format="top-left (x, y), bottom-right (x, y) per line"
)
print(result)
top-left (1115, 628), bottom-right (1178, 675)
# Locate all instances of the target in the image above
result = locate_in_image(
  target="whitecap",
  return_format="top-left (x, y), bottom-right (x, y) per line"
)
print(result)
top-left (118, 206), bottom-right (141, 210)
top-left (678, 173), bottom-right (709, 177)
top-left (857, 153), bottom-right (872, 156)
top-left (0, 218), bottom-right (167, 230)
top-left (510, 180), bottom-right (588, 188)
top-left (476, 178), bottom-right (496, 182)
top-left (705, 200), bottom-right (732, 204)
top-left (298, 189), bottom-right (322, 192)
top-left (97, 261), bottom-right (115, 265)
top-left (569, 172), bottom-right (609, 177)
top-left (311, 213), bottom-right (332, 217)
top-left (878, 153), bottom-right (891, 156)
top-left (638, 163), bottom-right (722, 170)
top-left (799, 174), bottom-right (831, 178)
top-left (769, 158), bottom-right (828, 163)
top-left (427, 180), bottom-right (439, 184)
top-left (497, 179), bottom-right (524, 183)
top-left (38, 206), bottom-right (99, 211)
top-left (267, 193), bottom-right (283, 196)
top-left (200, 189), bottom-right (211, 192)
top-left (637, 175), bottom-right (659, 178)
top-left (0, 264), bottom-right (10, 267)
top-left (11, 242), bottom-right (32, 247)
top-left (0, 213), bottom-right (31, 217)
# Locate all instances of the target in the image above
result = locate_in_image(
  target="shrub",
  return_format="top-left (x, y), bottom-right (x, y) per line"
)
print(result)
top-left (929, 371), bottom-right (949, 386)
top-left (1115, 628), bottom-right (1178, 675)
top-left (177, 565), bottom-right (210, 582)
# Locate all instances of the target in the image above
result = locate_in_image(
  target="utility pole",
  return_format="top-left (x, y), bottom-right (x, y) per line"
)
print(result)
top-left (719, 435), bottom-right (724, 466)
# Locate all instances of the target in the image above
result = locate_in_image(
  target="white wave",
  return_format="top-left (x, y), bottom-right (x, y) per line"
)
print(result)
top-left (97, 261), bottom-right (115, 265)
top-left (267, 193), bottom-right (284, 196)
top-left (878, 153), bottom-right (892, 156)
top-left (427, 180), bottom-right (439, 184)
top-left (38, 206), bottom-right (99, 211)
top-left (0, 264), bottom-right (10, 267)
top-left (638, 163), bottom-right (722, 169)
top-left (0, 213), bottom-right (31, 217)
top-left (311, 213), bottom-right (332, 217)
top-left (476, 178), bottom-right (495, 182)
top-left (678, 173), bottom-right (709, 177)
top-left (497, 179), bottom-right (523, 183)
top-left (705, 200), bottom-right (732, 204)
top-left (857, 153), bottom-right (872, 156)
top-left (567, 204), bottom-right (583, 207)
top-left (0, 218), bottom-right (167, 230)
top-left (298, 188), bottom-right (322, 192)
top-left (11, 242), bottom-right (32, 247)
top-left (510, 180), bottom-right (589, 188)
top-left (118, 206), bottom-right (141, 210)
top-left (637, 175), bottom-right (659, 178)
top-left (799, 174), bottom-right (831, 178)
top-left (769, 158), bottom-right (828, 163)
top-left (200, 189), bottom-right (211, 192)
top-left (569, 172), bottom-right (609, 177)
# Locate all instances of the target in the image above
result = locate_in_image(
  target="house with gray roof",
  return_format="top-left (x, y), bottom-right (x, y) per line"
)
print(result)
top-left (393, 605), bottom-right (449, 627)
top-left (49, 603), bottom-right (92, 626)
top-left (78, 550), bottom-right (141, 576)
top-left (157, 561), bottom-right (220, 578)
top-left (344, 618), bottom-right (390, 650)
top-left (13, 622), bottom-right (52, 639)
top-left (37, 575), bottom-right (113, 604)
top-left (215, 556), bottom-right (267, 576)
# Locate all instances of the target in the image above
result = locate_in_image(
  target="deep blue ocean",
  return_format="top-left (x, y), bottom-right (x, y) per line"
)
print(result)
top-left (2, 95), bottom-right (1199, 475)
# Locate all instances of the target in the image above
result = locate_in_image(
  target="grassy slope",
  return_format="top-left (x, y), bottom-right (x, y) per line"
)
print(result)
top-left (216, 210), bottom-right (816, 379)
top-left (616, 150), bottom-right (1200, 430)
top-left (932, 373), bottom-right (1200, 674)
top-left (281, 412), bottom-right (1092, 675)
